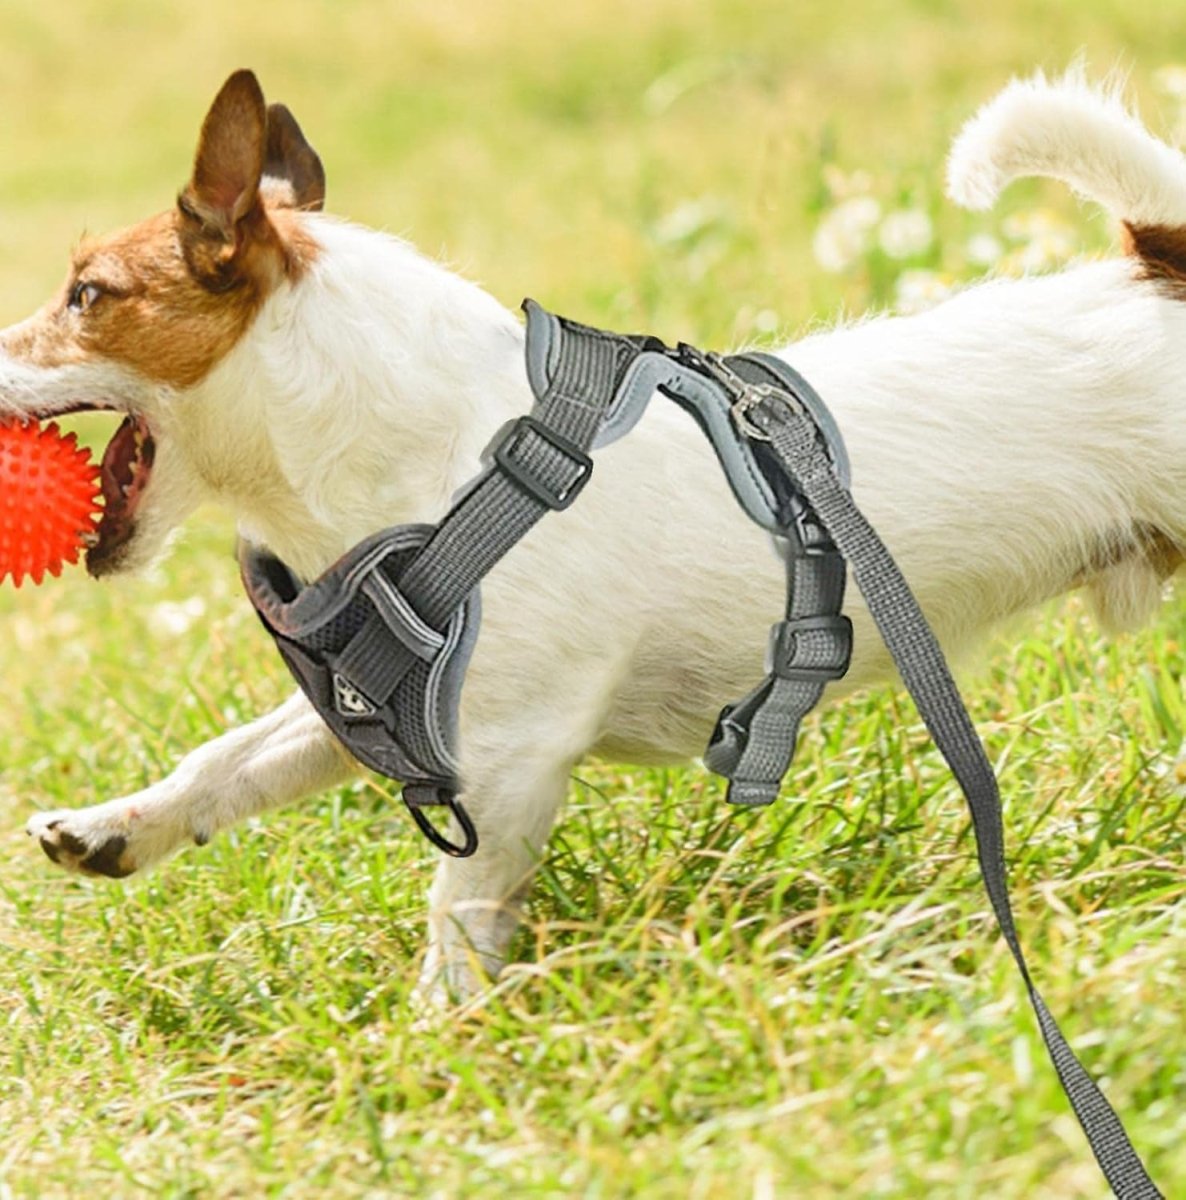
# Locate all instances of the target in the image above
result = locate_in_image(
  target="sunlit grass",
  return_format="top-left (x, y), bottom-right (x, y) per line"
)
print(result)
top-left (1, 2), bottom-right (1184, 1197)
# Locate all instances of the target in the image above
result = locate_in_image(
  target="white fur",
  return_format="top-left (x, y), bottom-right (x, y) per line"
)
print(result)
top-left (11, 74), bottom-right (1186, 1002)
top-left (948, 67), bottom-right (1186, 224)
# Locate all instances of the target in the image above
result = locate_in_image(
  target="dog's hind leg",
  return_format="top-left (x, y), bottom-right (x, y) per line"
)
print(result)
top-left (416, 758), bottom-right (573, 1006)
top-left (26, 691), bottom-right (355, 877)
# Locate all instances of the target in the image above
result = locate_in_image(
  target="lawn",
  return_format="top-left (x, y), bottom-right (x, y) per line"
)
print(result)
top-left (0, 1), bottom-right (1184, 1196)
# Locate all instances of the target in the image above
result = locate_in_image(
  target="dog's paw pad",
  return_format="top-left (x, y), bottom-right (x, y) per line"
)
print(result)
top-left (27, 813), bottom-right (136, 878)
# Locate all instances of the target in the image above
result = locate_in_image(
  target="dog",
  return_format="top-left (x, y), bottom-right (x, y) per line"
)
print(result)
top-left (3, 68), bottom-right (1183, 1001)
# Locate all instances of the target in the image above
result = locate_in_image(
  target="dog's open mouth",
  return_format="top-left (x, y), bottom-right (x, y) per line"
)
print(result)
top-left (87, 412), bottom-right (155, 575)
top-left (24, 405), bottom-right (158, 576)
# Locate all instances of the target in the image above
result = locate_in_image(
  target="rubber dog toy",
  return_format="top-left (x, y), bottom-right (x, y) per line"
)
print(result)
top-left (0, 421), bottom-right (102, 587)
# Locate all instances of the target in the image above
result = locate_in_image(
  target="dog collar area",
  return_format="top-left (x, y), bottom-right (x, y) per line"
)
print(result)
top-left (239, 299), bottom-right (1162, 1199)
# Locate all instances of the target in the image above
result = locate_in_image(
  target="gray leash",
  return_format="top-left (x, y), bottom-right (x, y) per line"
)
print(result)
top-left (746, 397), bottom-right (1164, 1200)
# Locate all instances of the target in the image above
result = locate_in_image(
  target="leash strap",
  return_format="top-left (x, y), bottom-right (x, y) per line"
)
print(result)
top-left (743, 395), bottom-right (1164, 1200)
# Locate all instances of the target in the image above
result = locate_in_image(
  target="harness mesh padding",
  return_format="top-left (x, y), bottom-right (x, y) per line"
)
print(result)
top-left (242, 526), bottom-right (480, 785)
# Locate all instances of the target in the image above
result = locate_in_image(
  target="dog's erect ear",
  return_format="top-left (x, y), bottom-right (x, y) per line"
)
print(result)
top-left (178, 70), bottom-right (268, 282)
top-left (263, 103), bottom-right (326, 212)
top-left (183, 70), bottom-right (267, 232)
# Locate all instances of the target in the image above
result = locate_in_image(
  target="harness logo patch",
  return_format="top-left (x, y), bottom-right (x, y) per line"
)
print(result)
top-left (333, 672), bottom-right (377, 718)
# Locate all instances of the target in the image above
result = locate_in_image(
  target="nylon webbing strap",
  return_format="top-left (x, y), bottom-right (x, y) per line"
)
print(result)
top-left (746, 399), bottom-right (1163, 1200)
top-left (396, 322), bottom-right (645, 629)
top-left (694, 351), bottom-right (853, 805)
top-left (705, 550), bottom-right (849, 805)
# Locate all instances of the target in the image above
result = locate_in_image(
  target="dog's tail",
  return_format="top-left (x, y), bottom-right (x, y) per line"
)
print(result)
top-left (947, 69), bottom-right (1186, 242)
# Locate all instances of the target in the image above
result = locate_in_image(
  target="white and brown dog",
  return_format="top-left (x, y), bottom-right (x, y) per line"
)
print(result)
top-left (4, 69), bottom-right (1183, 999)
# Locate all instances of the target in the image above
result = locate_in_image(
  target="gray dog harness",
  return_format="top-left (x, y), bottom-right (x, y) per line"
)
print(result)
top-left (240, 300), bottom-right (1162, 1199)
top-left (241, 300), bottom-right (855, 850)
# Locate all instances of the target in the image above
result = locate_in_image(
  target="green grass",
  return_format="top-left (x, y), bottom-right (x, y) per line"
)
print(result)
top-left (1, 1), bottom-right (1184, 1196)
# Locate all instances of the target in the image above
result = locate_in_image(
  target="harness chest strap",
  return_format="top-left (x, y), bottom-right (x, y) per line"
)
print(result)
top-left (240, 301), bottom-right (1163, 1198)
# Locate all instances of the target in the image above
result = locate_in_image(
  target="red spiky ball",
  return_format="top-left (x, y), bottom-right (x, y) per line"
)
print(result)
top-left (0, 421), bottom-right (102, 587)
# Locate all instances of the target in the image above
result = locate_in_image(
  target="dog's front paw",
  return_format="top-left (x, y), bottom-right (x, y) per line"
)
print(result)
top-left (416, 941), bottom-right (501, 1010)
top-left (26, 809), bottom-right (138, 878)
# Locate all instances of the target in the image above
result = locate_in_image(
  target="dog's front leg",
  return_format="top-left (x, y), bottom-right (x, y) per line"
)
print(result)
top-left (26, 691), bottom-right (355, 877)
top-left (417, 757), bottom-right (573, 1005)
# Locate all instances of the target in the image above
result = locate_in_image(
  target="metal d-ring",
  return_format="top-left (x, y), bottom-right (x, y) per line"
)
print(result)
top-left (402, 784), bottom-right (479, 857)
top-left (729, 381), bottom-right (794, 442)
top-left (678, 345), bottom-right (804, 444)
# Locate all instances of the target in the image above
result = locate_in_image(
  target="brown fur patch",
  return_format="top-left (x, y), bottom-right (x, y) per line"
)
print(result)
top-left (1, 199), bottom-right (318, 390)
top-left (1075, 522), bottom-right (1185, 584)
top-left (1123, 221), bottom-right (1186, 285)
top-left (0, 70), bottom-right (322, 391)
top-left (264, 103), bottom-right (325, 212)
top-left (185, 69), bottom-right (268, 238)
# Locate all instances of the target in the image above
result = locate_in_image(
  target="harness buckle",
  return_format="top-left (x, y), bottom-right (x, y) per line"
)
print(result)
top-left (766, 615), bottom-right (853, 682)
top-left (489, 415), bottom-right (593, 510)
top-left (776, 494), bottom-right (837, 558)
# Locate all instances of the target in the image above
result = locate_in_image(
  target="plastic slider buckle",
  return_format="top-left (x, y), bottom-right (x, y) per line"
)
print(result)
top-left (775, 495), bottom-right (836, 559)
top-left (490, 415), bottom-right (593, 511)
top-left (766, 615), bottom-right (853, 682)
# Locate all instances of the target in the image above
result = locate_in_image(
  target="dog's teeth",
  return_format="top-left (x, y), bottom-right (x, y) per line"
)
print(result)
top-left (80, 530), bottom-right (100, 549)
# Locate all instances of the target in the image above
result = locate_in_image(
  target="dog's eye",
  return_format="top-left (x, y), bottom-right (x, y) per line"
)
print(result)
top-left (68, 282), bottom-right (103, 313)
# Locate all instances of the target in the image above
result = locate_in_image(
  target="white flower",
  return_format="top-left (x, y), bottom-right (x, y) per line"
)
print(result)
top-left (1000, 208), bottom-right (1077, 273)
top-left (149, 597), bottom-right (206, 637)
top-left (812, 196), bottom-right (882, 272)
top-left (966, 232), bottom-right (1003, 266)
top-left (894, 269), bottom-right (952, 313)
top-left (1001, 208), bottom-right (1074, 244)
top-left (653, 197), bottom-right (724, 245)
top-left (878, 208), bottom-right (933, 259)
top-left (1015, 235), bottom-right (1076, 272)
top-left (752, 309), bottom-right (780, 334)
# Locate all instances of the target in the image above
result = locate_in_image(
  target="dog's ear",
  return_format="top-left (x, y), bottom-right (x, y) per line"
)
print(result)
top-left (262, 103), bottom-right (326, 212)
top-left (183, 70), bottom-right (266, 233)
top-left (178, 70), bottom-right (269, 287)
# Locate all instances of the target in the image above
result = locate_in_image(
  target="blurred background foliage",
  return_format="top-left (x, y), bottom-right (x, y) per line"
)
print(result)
top-left (0, 0), bottom-right (1183, 336)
